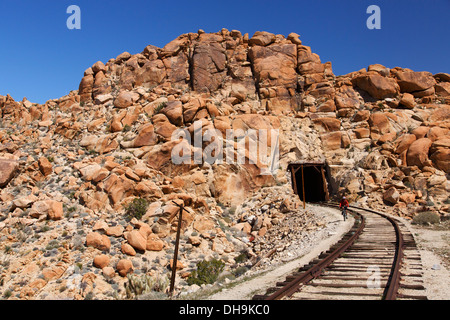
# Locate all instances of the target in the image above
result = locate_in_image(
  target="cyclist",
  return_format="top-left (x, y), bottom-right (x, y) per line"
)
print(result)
top-left (339, 196), bottom-right (349, 221)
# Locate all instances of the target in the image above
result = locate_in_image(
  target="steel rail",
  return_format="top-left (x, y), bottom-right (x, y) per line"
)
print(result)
top-left (348, 205), bottom-right (404, 300)
top-left (263, 206), bottom-right (365, 300)
top-left (257, 203), bottom-right (405, 300)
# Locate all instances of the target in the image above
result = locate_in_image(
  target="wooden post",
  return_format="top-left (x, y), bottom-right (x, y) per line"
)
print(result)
top-left (301, 164), bottom-right (306, 209)
top-left (291, 166), bottom-right (297, 195)
top-left (169, 201), bottom-right (184, 296)
top-left (321, 166), bottom-right (330, 201)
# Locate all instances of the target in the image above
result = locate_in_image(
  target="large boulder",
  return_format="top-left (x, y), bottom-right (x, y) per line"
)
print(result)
top-left (430, 138), bottom-right (450, 172)
top-left (369, 113), bottom-right (392, 135)
top-left (352, 72), bottom-right (399, 99)
top-left (162, 100), bottom-right (183, 126)
top-left (406, 138), bottom-right (433, 168)
top-left (249, 43), bottom-right (297, 93)
top-left (78, 74), bottom-right (94, 102)
top-left (125, 230), bottom-right (147, 252)
top-left (435, 82), bottom-right (450, 97)
top-left (394, 70), bottom-right (436, 96)
top-left (191, 42), bottom-right (227, 93)
top-left (398, 93), bottom-right (415, 109)
top-left (248, 42), bottom-right (298, 113)
top-left (335, 85), bottom-right (361, 110)
top-left (0, 158), bottom-right (19, 187)
top-left (29, 200), bottom-right (63, 221)
top-left (321, 131), bottom-right (343, 151)
top-left (312, 117), bottom-right (341, 132)
top-left (116, 259), bottom-right (133, 277)
top-left (248, 31), bottom-right (276, 46)
top-left (113, 90), bottom-right (140, 109)
top-left (131, 123), bottom-right (158, 148)
top-left (383, 187), bottom-right (400, 205)
top-left (395, 134), bottom-right (417, 154)
top-left (430, 148), bottom-right (450, 173)
top-left (146, 234), bottom-right (165, 251)
top-left (135, 59), bottom-right (167, 88)
top-left (162, 52), bottom-right (190, 85)
top-left (86, 232), bottom-right (111, 252)
top-left (38, 157), bottom-right (53, 176)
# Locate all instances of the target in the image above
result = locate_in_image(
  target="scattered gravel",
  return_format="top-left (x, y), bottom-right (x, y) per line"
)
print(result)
top-left (207, 204), bottom-right (353, 300)
top-left (205, 204), bottom-right (450, 300)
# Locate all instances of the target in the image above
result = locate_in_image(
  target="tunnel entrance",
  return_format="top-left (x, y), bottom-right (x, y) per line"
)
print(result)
top-left (288, 162), bottom-right (330, 203)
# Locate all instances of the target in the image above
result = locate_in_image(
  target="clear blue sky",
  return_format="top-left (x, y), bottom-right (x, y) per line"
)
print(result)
top-left (0, 0), bottom-right (449, 104)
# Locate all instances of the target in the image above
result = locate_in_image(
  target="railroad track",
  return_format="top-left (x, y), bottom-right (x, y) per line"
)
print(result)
top-left (252, 204), bottom-right (427, 300)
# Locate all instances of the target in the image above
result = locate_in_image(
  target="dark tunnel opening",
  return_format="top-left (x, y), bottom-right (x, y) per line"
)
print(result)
top-left (289, 162), bottom-right (329, 203)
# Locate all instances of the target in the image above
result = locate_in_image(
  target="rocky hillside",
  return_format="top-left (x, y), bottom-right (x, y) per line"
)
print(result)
top-left (0, 29), bottom-right (448, 299)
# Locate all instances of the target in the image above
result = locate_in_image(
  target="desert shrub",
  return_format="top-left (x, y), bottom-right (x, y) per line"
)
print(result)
top-left (234, 251), bottom-right (248, 264)
top-left (186, 259), bottom-right (225, 286)
top-left (412, 211), bottom-right (440, 225)
top-left (154, 102), bottom-right (167, 114)
top-left (233, 266), bottom-right (249, 277)
top-left (125, 198), bottom-right (149, 220)
top-left (125, 273), bottom-right (169, 299)
top-left (122, 124), bottom-right (131, 132)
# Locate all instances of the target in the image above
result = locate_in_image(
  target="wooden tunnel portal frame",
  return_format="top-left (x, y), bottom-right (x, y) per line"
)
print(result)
top-left (288, 161), bottom-right (330, 208)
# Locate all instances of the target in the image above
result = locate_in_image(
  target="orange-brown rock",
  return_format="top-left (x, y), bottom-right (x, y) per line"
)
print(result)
top-left (121, 243), bottom-right (136, 256)
top-left (42, 263), bottom-right (67, 281)
top-left (430, 138), bottom-right (450, 172)
top-left (426, 126), bottom-right (449, 142)
top-left (116, 259), bottom-right (133, 277)
top-left (394, 70), bottom-right (436, 95)
top-left (321, 131), bottom-right (343, 150)
top-left (399, 193), bottom-right (416, 204)
top-left (368, 64), bottom-right (390, 77)
top-left (78, 74), bottom-right (94, 102)
top-left (29, 200), bottom-right (63, 221)
top-left (169, 259), bottom-right (186, 270)
top-left (312, 117), bottom-right (341, 132)
top-left (248, 42), bottom-right (298, 113)
top-left (395, 134), bottom-right (417, 154)
top-left (92, 61), bottom-right (107, 74)
top-left (38, 157), bottom-right (53, 176)
top-left (135, 59), bottom-right (166, 88)
top-left (335, 85), bottom-right (361, 110)
top-left (435, 82), bottom-right (450, 97)
top-left (0, 158), bottom-right (19, 187)
top-left (191, 42), bottom-right (227, 93)
top-left (162, 100), bottom-right (184, 126)
top-left (352, 72), bottom-right (399, 99)
top-left (93, 254), bottom-right (110, 269)
top-left (428, 105), bottom-right (450, 124)
top-left (353, 110), bottom-right (370, 122)
top-left (132, 123), bottom-right (158, 147)
top-left (79, 134), bottom-right (119, 154)
top-left (369, 113), bottom-right (392, 135)
top-left (411, 126), bottom-right (430, 139)
top-left (114, 90), bottom-right (140, 108)
top-left (316, 99), bottom-right (336, 112)
top-left (406, 138), bottom-right (433, 168)
top-left (248, 31), bottom-right (276, 46)
top-left (354, 128), bottom-right (370, 139)
top-left (125, 230), bottom-right (147, 252)
top-left (146, 234), bottom-right (165, 251)
top-left (383, 187), bottom-right (400, 205)
top-left (152, 113), bottom-right (178, 141)
top-left (102, 173), bottom-right (135, 205)
top-left (399, 93), bottom-right (415, 109)
top-left (86, 232), bottom-right (111, 252)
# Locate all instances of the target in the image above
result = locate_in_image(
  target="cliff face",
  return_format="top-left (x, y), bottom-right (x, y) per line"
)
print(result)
top-left (0, 29), bottom-right (448, 299)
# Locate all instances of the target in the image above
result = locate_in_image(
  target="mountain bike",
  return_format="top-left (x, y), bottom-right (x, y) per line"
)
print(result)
top-left (341, 206), bottom-right (348, 221)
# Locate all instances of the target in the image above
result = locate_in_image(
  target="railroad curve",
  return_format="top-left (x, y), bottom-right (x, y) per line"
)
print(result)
top-left (252, 204), bottom-right (426, 300)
